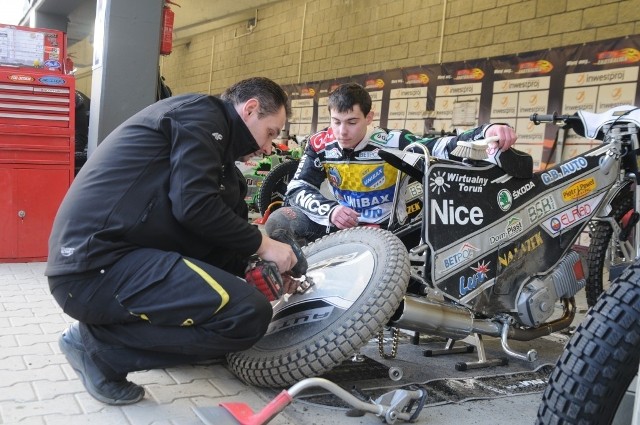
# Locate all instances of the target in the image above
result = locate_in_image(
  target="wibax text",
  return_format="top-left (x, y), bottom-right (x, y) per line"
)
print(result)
top-left (431, 199), bottom-right (484, 225)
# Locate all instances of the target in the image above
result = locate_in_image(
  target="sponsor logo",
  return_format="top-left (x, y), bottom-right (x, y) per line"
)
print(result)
top-left (506, 216), bottom-right (524, 237)
top-left (489, 216), bottom-right (523, 244)
top-left (542, 194), bottom-right (603, 234)
top-left (358, 151), bottom-right (379, 159)
top-left (371, 130), bottom-right (388, 145)
top-left (362, 166), bottom-right (385, 188)
top-left (294, 191), bottom-right (332, 215)
top-left (44, 59), bottom-right (61, 68)
top-left (309, 131), bottom-right (333, 151)
top-left (517, 60), bottom-right (554, 74)
top-left (527, 195), bottom-right (556, 223)
top-left (342, 194), bottom-right (390, 209)
top-left (324, 148), bottom-right (341, 158)
top-left (497, 189), bottom-right (512, 211)
top-left (429, 171), bottom-right (450, 194)
top-left (447, 173), bottom-right (488, 193)
top-left (431, 199), bottom-right (484, 225)
top-left (406, 200), bottom-right (421, 215)
top-left (60, 247), bottom-right (75, 257)
top-left (443, 243), bottom-right (480, 269)
top-left (38, 76), bottom-right (66, 85)
top-left (406, 73), bottom-right (429, 85)
top-left (328, 167), bottom-right (342, 186)
top-left (562, 177), bottom-right (596, 201)
top-left (460, 261), bottom-right (490, 296)
top-left (361, 208), bottom-right (384, 219)
top-left (594, 48), bottom-right (640, 66)
top-left (513, 182), bottom-right (536, 199)
top-left (455, 68), bottom-right (484, 80)
top-left (405, 181), bottom-right (422, 201)
top-left (498, 231), bottom-right (544, 268)
top-left (8, 74), bottom-right (34, 82)
top-left (267, 306), bottom-right (333, 334)
top-left (211, 132), bottom-right (223, 140)
top-left (300, 87), bottom-right (316, 96)
top-left (365, 78), bottom-right (385, 89)
top-left (541, 157), bottom-right (588, 184)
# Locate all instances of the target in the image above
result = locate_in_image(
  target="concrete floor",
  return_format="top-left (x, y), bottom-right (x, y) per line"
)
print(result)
top-left (1, 260), bottom-right (593, 425)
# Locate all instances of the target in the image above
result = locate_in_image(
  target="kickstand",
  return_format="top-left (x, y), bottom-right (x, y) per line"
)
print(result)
top-left (193, 377), bottom-right (427, 425)
top-left (423, 337), bottom-right (475, 357)
top-left (453, 333), bottom-right (508, 371)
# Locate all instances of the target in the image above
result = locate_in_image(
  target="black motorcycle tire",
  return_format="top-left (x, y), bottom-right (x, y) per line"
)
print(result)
top-left (226, 227), bottom-right (410, 387)
top-left (536, 265), bottom-right (640, 425)
top-left (256, 159), bottom-right (299, 216)
top-left (586, 192), bottom-right (634, 307)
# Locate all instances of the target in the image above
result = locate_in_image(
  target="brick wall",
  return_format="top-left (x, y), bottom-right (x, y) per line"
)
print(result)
top-left (151, 0), bottom-right (640, 95)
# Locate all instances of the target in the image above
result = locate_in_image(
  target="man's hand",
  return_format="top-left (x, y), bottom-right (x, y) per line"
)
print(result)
top-left (485, 124), bottom-right (518, 152)
top-left (256, 235), bottom-right (297, 274)
top-left (330, 205), bottom-right (361, 230)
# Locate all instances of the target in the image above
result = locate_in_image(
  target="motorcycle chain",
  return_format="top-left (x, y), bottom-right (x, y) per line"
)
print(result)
top-left (378, 327), bottom-right (400, 359)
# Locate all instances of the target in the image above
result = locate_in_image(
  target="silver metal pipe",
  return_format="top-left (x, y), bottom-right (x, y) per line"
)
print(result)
top-left (388, 295), bottom-right (502, 340)
top-left (389, 295), bottom-right (575, 342)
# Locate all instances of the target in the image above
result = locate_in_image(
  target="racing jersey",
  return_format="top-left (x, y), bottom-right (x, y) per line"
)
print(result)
top-left (285, 125), bottom-right (489, 227)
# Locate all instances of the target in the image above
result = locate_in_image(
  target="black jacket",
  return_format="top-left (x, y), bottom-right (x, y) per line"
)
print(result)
top-left (46, 94), bottom-right (263, 276)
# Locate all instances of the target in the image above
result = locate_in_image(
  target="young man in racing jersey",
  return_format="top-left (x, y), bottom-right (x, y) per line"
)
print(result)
top-left (264, 82), bottom-right (518, 244)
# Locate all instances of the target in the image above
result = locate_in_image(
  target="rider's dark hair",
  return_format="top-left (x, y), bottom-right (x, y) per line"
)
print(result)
top-left (222, 77), bottom-right (291, 118)
top-left (327, 83), bottom-right (372, 116)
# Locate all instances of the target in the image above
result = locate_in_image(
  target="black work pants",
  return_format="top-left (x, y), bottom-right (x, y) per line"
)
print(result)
top-left (49, 248), bottom-right (272, 379)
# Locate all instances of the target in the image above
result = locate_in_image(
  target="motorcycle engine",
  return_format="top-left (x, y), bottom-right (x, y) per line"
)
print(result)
top-left (516, 251), bottom-right (587, 327)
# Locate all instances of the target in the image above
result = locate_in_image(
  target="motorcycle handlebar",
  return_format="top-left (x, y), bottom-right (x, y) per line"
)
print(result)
top-left (530, 112), bottom-right (570, 124)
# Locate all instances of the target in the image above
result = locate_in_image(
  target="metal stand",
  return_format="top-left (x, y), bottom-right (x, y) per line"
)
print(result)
top-left (423, 333), bottom-right (508, 371)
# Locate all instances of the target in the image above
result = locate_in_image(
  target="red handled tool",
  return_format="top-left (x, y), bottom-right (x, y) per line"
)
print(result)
top-left (193, 377), bottom-right (427, 425)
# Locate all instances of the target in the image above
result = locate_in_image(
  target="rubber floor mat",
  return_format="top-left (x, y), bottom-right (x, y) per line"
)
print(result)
top-left (300, 363), bottom-right (553, 408)
top-left (319, 355), bottom-right (391, 383)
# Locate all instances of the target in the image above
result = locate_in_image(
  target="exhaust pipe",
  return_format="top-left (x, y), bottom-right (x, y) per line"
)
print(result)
top-left (388, 295), bottom-right (502, 340)
top-left (388, 295), bottom-right (576, 342)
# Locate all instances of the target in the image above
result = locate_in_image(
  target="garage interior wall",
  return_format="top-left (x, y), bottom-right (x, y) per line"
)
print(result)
top-left (70, 0), bottom-right (638, 97)
top-left (165, 0), bottom-right (638, 95)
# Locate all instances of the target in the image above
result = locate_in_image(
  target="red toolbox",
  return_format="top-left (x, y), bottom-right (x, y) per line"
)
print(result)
top-left (0, 24), bottom-right (75, 262)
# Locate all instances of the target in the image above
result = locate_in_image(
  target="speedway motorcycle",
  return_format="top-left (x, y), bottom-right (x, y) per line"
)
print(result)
top-left (226, 105), bottom-right (640, 390)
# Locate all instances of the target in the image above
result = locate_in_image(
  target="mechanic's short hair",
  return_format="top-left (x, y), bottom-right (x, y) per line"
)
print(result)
top-left (327, 83), bottom-right (372, 116)
top-left (222, 77), bottom-right (291, 118)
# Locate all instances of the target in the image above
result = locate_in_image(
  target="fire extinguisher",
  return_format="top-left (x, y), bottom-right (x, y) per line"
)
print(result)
top-left (160, 1), bottom-right (180, 56)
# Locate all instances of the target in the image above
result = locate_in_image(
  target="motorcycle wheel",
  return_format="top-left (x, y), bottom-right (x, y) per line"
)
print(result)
top-left (536, 265), bottom-right (640, 425)
top-left (586, 192), bottom-right (634, 307)
top-left (256, 159), bottom-right (299, 216)
top-left (226, 227), bottom-right (410, 387)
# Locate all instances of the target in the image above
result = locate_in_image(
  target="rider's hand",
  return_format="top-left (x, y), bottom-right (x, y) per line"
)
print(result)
top-left (485, 124), bottom-right (518, 152)
top-left (256, 235), bottom-right (297, 274)
top-left (330, 205), bottom-right (361, 230)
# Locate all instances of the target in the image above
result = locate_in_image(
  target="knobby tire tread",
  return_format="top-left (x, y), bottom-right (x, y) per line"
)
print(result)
top-left (227, 227), bottom-right (410, 387)
top-left (536, 264), bottom-right (640, 425)
top-left (586, 193), bottom-right (633, 307)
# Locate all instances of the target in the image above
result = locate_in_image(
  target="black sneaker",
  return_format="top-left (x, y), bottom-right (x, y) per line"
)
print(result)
top-left (59, 322), bottom-right (145, 405)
